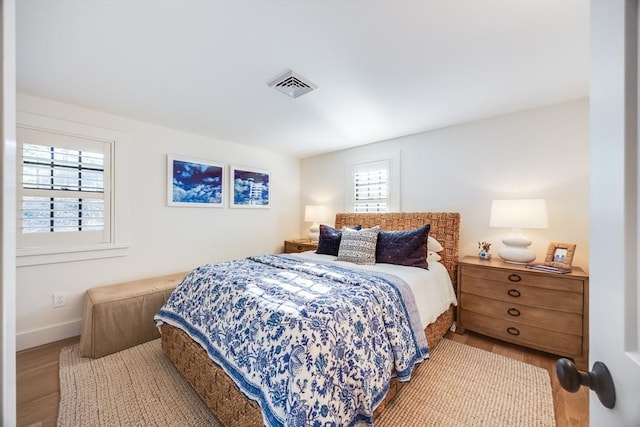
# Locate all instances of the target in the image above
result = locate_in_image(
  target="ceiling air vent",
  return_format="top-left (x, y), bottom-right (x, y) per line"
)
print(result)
top-left (268, 71), bottom-right (318, 99)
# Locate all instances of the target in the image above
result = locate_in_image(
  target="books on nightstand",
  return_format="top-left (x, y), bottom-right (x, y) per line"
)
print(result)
top-left (525, 264), bottom-right (572, 274)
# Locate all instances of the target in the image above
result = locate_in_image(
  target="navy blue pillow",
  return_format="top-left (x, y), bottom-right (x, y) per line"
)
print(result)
top-left (375, 224), bottom-right (430, 269)
top-left (316, 224), bottom-right (362, 256)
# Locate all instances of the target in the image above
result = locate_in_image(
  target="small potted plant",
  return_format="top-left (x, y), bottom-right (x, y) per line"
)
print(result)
top-left (478, 241), bottom-right (492, 260)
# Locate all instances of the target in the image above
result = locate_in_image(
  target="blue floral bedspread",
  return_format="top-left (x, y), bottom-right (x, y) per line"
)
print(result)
top-left (154, 254), bottom-right (428, 427)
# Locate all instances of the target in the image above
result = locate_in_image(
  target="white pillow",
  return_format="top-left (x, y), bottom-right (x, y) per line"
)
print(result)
top-left (427, 250), bottom-right (442, 263)
top-left (427, 236), bottom-right (444, 252)
top-left (336, 226), bottom-right (381, 265)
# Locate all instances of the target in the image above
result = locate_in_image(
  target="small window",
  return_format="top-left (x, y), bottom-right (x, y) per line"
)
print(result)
top-left (352, 160), bottom-right (390, 213)
top-left (17, 126), bottom-right (113, 250)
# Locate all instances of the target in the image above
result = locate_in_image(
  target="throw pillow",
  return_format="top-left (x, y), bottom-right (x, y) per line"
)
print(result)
top-left (336, 226), bottom-right (381, 265)
top-left (427, 250), bottom-right (442, 263)
top-left (427, 236), bottom-right (444, 252)
top-left (316, 224), bottom-right (362, 256)
top-left (376, 225), bottom-right (430, 269)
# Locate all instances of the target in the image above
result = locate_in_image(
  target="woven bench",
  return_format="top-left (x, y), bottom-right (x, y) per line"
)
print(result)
top-left (79, 272), bottom-right (186, 358)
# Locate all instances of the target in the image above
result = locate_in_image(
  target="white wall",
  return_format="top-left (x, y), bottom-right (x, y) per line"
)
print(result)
top-left (16, 94), bottom-right (301, 350)
top-left (301, 99), bottom-right (589, 270)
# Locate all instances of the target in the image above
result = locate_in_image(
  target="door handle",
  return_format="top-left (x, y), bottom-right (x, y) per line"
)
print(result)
top-left (556, 358), bottom-right (616, 409)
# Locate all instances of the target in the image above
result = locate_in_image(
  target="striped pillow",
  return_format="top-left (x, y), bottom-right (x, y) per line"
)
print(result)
top-left (316, 224), bottom-right (362, 256)
top-left (336, 226), bottom-right (381, 265)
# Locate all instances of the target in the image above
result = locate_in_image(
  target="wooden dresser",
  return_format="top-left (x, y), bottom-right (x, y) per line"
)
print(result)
top-left (284, 239), bottom-right (318, 254)
top-left (457, 256), bottom-right (589, 369)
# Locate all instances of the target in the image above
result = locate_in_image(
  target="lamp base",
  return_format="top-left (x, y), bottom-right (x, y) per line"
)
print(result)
top-left (308, 223), bottom-right (320, 242)
top-left (498, 230), bottom-right (536, 264)
top-left (498, 246), bottom-right (536, 264)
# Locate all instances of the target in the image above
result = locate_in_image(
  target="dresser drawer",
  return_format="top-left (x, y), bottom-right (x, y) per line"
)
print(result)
top-left (460, 275), bottom-right (583, 314)
top-left (460, 310), bottom-right (582, 356)
top-left (461, 265), bottom-right (583, 293)
top-left (460, 293), bottom-right (582, 335)
top-left (284, 240), bottom-right (317, 253)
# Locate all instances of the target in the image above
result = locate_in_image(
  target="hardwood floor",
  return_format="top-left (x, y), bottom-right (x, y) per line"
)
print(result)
top-left (16, 331), bottom-right (588, 427)
top-left (17, 336), bottom-right (80, 427)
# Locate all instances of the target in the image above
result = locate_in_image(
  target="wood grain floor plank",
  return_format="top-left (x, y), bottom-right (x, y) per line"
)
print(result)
top-left (17, 392), bottom-right (58, 427)
top-left (17, 337), bottom-right (79, 373)
top-left (17, 337), bottom-right (78, 427)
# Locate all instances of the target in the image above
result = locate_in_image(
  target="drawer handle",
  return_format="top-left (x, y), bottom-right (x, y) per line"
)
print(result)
top-left (507, 308), bottom-right (521, 317)
top-left (508, 274), bottom-right (522, 282)
top-left (507, 327), bottom-right (520, 336)
top-left (297, 245), bottom-right (303, 251)
top-left (507, 289), bottom-right (521, 297)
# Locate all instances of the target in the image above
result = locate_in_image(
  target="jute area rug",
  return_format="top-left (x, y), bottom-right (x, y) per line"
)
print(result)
top-left (58, 338), bottom-right (555, 426)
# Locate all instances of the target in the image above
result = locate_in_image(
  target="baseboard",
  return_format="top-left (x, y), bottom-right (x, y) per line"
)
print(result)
top-left (17, 319), bottom-right (82, 351)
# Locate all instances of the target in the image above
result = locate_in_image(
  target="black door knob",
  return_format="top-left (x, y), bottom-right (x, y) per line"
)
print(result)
top-left (556, 358), bottom-right (616, 409)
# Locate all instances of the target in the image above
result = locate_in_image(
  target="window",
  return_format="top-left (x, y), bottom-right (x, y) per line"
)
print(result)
top-left (17, 126), bottom-right (113, 250)
top-left (352, 160), bottom-right (390, 213)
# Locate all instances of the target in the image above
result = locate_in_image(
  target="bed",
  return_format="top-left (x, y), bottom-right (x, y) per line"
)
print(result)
top-left (156, 212), bottom-right (460, 426)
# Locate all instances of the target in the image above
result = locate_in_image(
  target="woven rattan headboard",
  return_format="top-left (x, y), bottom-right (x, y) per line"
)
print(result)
top-left (334, 212), bottom-right (461, 286)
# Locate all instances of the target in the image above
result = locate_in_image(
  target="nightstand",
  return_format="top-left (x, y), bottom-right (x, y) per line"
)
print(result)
top-left (457, 256), bottom-right (589, 369)
top-left (284, 239), bottom-right (318, 254)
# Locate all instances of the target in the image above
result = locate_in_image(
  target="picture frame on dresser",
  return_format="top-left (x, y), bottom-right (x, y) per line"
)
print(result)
top-left (544, 242), bottom-right (576, 269)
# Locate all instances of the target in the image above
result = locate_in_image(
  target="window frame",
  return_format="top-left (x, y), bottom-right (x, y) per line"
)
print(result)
top-left (345, 152), bottom-right (400, 213)
top-left (16, 112), bottom-right (129, 266)
top-left (352, 160), bottom-right (390, 213)
top-left (18, 126), bottom-right (112, 246)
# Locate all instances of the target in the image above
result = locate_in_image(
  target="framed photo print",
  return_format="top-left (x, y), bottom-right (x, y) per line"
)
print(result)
top-left (230, 165), bottom-right (270, 208)
top-left (544, 242), bottom-right (576, 269)
top-left (167, 154), bottom-right (225, 207)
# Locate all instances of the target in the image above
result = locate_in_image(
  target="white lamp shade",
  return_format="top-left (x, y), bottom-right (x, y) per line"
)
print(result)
top-left (489, 199), bottom-right (548, 264)
top-left (304, 205), bottom-right (327, 223)
top-left (489, 199), bottom-right (548, 229)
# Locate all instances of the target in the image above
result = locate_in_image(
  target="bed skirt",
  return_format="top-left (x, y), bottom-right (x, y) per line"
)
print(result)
top-left (160, 304), bottom-right (455, 427)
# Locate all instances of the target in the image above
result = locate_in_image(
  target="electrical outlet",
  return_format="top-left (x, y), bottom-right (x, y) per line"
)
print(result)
top-left (53, 292), bottom-right (67, 308)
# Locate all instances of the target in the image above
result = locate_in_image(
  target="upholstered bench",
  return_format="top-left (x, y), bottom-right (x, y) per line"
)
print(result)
top-left (79, 272), bottom-right (187, 358)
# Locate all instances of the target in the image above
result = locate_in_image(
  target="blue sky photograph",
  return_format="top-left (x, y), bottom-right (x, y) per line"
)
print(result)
top-left (233, 169), bottom-right (269, 206)
top-left (172, 160), bottom-right (223, 204)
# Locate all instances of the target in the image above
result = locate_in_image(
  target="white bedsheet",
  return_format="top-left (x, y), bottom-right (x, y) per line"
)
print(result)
top-left (289, 251), bottom-right (458, 329)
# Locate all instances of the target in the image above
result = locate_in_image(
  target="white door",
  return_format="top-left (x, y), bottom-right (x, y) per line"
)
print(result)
top-left (590, 1), bottom-right (640, 425)
top-left (1, 0), bottom-right (17, 423)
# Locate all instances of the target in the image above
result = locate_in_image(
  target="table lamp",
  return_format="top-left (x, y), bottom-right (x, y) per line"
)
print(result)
top-left (489, 199), bottom-right (548, 264)
top-left (304, 205), bottom-right (327, 242)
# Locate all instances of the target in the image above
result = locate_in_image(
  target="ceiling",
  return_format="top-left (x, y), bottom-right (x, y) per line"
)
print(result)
top-left (16, 1), bottom-right (589, 159)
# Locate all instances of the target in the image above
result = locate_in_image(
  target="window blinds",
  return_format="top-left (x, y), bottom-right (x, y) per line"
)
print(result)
top-left (353, 160), bottom-right (389, 213)
top-left (21, 143), bottom-right (105, 234)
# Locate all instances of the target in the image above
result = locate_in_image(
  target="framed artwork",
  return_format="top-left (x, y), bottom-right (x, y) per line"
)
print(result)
top-left (544, 242), bottom-right (576, 269)
top-left (230, 165), bottom-right (270, 208)
top-left (167, 154), bottom-right (225, 207)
